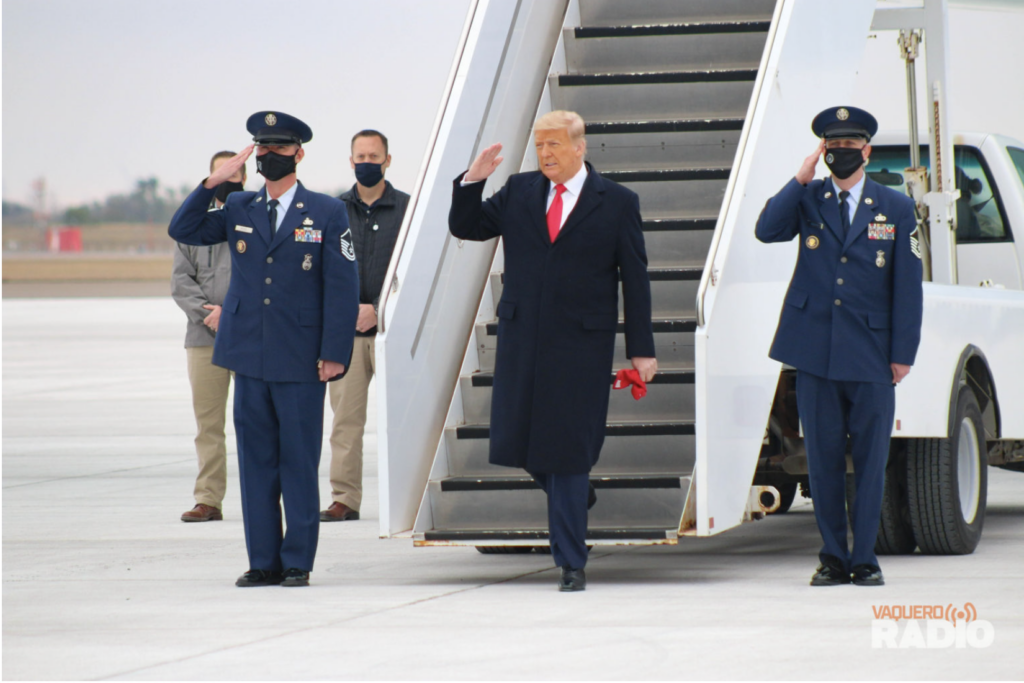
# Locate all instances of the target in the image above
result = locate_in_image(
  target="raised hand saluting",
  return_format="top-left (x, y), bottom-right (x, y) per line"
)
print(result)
top-left (464, 143), bottom-right (504, 183)
top-left (204, 145), bottom-right (254, 189)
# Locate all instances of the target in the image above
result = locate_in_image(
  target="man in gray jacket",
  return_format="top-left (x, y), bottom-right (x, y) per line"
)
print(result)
top-left (171, 151), bottom-right (245, 522)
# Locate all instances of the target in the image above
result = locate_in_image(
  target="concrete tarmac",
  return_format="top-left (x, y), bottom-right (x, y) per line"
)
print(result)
top-left (3, 298), bottom-right (1022, 680)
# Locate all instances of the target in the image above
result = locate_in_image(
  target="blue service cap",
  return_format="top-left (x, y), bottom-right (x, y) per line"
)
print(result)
top-left (246, 111), bottom-right (313, 145)
top-left (811, 106), bottom-right (878, 140)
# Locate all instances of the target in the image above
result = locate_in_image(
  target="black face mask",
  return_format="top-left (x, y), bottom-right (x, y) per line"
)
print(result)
top-left (257, 150), bottom-right (297, 181)
top-left (824, 147), bottom-right (865, 180)
top-left (354, 162), bottom-right (384, 187)
top-left (214, 180), bottom-right (244, 203)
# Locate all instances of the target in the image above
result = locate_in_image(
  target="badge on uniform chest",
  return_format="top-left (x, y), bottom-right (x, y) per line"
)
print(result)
top-left (867, 221), bottom-right (895, 240)
top-left (294, 227), bottom-right (322, 243)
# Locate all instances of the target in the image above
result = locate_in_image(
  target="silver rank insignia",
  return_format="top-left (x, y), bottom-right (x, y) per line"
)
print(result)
top-left (865, 197), bottom-right (874, 205)
top-left (303, 217), bottom-right (313, 226)
top-left (296, 202), bottom-right (304, 209)
top-left (837, 108), bottom-right (850, 121)
top-left (875, 214), bottom-right (887, 222)
top-left (824, 192), bottom-right (832, 199)
top-left (302, 254), bottom-right (313, 271)
top-left (340, 228), bottom-right (356, 261)
top-left (806, 235), bottom-right (820, 249)
top-left (236, 240), bottom-right (246, 254)
top-left (256, 196), bottom-right (263, 203)
top-left (265, 113), bottom-right (277, 126)
top-left (910, 226), bottom-right (922, 259)
top-left (876, 250), bottom-right (886, 268)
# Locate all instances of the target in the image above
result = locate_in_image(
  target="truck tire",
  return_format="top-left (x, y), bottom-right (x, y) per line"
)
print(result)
top-left (768, 482), bottom-right (798, 514)
top-left (844, 461), bottom-right (916, 555)
top-left (475, 546), bottom-right (533, 554)
top-left (907, 386), bottom-right (988, 555)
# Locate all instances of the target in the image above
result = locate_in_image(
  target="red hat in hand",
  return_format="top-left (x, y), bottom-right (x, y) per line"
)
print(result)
top-left (613, 368), bottom-right (647, 400)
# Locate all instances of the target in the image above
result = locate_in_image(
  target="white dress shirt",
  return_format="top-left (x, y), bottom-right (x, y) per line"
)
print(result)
top-left (265, 181), bottom-right (298, 233)
top-left (545, 163), bottom-right (588, 232)
top-left (835, 173), bottom-right (865, 225)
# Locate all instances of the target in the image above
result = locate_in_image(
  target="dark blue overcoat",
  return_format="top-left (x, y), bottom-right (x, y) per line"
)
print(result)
top-left (449, 164), bottom-right (655, 474)
top-left (168, 181), bottom-right (359, 382)
top-left (756, 176), bottom-right (923, 383)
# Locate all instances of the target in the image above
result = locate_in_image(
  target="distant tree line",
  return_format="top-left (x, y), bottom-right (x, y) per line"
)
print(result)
top-left (61, 179), bottom-right (193, 225)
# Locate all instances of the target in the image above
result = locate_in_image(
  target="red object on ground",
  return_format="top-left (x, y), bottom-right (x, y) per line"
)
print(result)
top-left (613, 368), bottom-right (647, 400)
top-left (58, 227), bottom-right (83, 252)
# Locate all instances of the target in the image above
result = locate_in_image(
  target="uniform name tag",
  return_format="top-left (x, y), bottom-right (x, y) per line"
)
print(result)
top-left (294, 228), bottom-right (322, 243)
top-left (234, 225), bottom-right (253, 233)
top-left (867, 223), bottom-right (895, 240)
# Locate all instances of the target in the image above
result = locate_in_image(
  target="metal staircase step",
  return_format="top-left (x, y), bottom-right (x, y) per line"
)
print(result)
top-left (559, 70), bottom-right (757, 86)
top-left (468, 368), bottom-right (695, 387)
top-left (603, 168), bottom-right (731, 183)
top-left (444, 428), bottom-right (694, 477)
top-left (420, 528), bottom-right (677, 543)
top-left (456, 421), bottom-right (695, 439)
top-left (574, 21), bottom-right (771, 39)
top-left (482, 317), bottom-right (697, 336)
top-left (578, 0), bottom-right (776, 26)
top-left (643, 217), bottom-right (718, 230)
top-left (551, 76), bottom-right (755, 123)
top-left (439, 475), bottom-right (686, 491)
top-left (590, 131), bottom-right (740, 171)
top-left (587, 118), bottom-right (744, 134)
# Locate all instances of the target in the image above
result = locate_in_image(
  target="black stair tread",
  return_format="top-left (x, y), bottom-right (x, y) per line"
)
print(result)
top-left (559, 70), bottom-right (757, 86)
top-left (603, 168), bottom-right (731, 183)
top-left (456, 420), bottom-right (696, 439)
top-left (574, 21), bottom-right (771, 39)
top-left (470, 368), bottom-right (694, 387)
top-left (648, 266), bottom-right (703, 281)
top-left (440, 475), bottom-right (685, 492)
top-left (587, 118), bottom-right (744, 134)
top-left (484, 316), bottom-right (697, 336)
top-left (642, 217), bottom-right (718, 231)
top-left (424, 528), bottom-right (676, 541)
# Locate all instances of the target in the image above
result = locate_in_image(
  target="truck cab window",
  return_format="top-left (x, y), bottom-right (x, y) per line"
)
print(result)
top-left (1008, 147), bottom-right (1024, 187)
top-left (866, 145), bottom-right (1011, 243)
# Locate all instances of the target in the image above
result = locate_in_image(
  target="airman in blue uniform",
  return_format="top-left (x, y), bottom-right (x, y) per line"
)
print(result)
top-left (168, 111), bottom-right (359, 587)
top-left (756, 106), bottom-right (923, 587)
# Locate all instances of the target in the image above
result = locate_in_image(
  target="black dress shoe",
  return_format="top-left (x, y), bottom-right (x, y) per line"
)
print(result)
top-left (558, 567), bottom-right (586, 592)
top-left (810, 556), bottom-right (851, 586)
top-left (235, 569), bottom-right (283, 587)
top-left (852, 564), bottom-right (885, 586)
top-left (281, 568), bottom-right (310, 587)
top-left (588, 484), bottom-right (597, 510)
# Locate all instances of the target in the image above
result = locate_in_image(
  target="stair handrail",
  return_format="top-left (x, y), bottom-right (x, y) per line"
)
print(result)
top-left (376, 0), bottom-right (480, 334)
top-left (695, 0), bottom-right (788, 327)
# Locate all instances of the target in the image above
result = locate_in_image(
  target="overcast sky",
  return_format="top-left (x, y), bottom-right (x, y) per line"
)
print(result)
top-left (2, 0), bottom-right (472, 209)
top-left (3, 1), bottom-right (1023, 212)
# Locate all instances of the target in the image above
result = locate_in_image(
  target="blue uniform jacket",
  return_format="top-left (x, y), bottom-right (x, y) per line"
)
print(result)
top-left (168, 181), bottom-right (359, 383)
top-left (756, 176), bottom-right (923, 384)
top-left (449, 164), bottom-right (655, 474)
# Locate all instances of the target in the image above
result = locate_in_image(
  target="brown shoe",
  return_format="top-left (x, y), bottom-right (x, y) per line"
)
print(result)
top-left (181, 504), bottom-right (223, 522)
top-left (320, 502), bottom-right (359, 522)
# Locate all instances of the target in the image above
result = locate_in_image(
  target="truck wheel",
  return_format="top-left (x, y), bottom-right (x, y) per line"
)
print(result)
top-left (768, 482), bottom-right (797, 514)
top-left (907, 386), bottom-right (988, 554)
top-left (844, 461), bottom-right (916, 555)
top-left (475, 546), bottom-right (533, 554)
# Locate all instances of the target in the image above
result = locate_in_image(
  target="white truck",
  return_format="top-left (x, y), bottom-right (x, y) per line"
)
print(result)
top-left (370, 0), bottom-right (1024, 556)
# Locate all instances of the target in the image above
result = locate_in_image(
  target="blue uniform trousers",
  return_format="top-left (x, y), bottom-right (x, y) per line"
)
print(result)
top-left (796, 370), bottom-right (894, 570)
top-left (527, 471), bottom-right (590, 569)
top-left (234, 373), bottom-right (326, 572)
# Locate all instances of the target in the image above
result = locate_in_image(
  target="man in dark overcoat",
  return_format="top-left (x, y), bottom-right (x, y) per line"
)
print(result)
top-left (756, 106), bottom-right (923, 587)
top-left (448, 110), bottom-right (657, 591)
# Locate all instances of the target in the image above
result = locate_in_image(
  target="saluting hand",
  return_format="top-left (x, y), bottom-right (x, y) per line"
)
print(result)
top-left (464, 143), bottom-right (504, 183)
top-left (796, 141), bottom-right (825, 186)
top-left (204, 145), bottom-right (253, 189)
top-left (631, 357), bottom-right (658, 384)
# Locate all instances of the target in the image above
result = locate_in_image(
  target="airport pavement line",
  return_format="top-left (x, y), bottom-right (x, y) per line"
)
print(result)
top-left (1, 458), bottom-right (194, 490)
top-left (100, 563), bottom-right (570, 680)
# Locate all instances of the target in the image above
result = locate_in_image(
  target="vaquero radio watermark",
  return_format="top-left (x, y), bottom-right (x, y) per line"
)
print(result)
top-left (871, 602), bottom-right (995, 649)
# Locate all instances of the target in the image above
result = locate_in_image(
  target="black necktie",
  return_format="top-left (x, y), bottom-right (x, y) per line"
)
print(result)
top-left (839, 191), bottom-right (851, 240)
top-left (268, 198), bottom-right (280, 234)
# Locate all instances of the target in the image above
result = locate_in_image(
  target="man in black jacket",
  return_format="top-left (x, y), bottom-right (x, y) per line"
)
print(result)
top-left (321, 130), bottom-right (410, 522)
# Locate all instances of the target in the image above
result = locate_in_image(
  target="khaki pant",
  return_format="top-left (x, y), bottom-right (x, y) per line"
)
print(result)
top-left (328, 336), bottom-right (376, 510)
top-left (186, 346), bottom-right (232, 508)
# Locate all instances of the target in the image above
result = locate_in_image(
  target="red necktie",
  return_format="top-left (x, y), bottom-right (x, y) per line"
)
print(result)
top-left (547, 183), bottom-right (567, 243)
